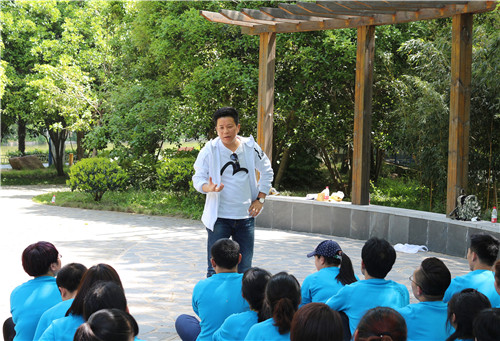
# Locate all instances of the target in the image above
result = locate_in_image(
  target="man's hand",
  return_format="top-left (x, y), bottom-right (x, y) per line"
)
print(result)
top-left (248, 199), bottom-right (263, 217)
top-left (203, 177), bottom-right (224, 193)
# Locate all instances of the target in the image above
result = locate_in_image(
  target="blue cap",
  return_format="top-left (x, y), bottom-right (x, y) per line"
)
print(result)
top-left (307, 240), bottom-right (342, 258)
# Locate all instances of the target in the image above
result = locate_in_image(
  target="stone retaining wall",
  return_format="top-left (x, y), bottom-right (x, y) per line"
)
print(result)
top-left (255, 196), bottom-right (500, 258)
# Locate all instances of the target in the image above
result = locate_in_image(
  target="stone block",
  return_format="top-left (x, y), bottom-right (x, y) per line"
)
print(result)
top-left (446, 224), bottom-right (468, 258)
top-left (312, 205), bottom-right (333, 235)
top-left (369, 212), bottom-right (389, 239)
top-left (408, 218), bottom-right (428, 246)
top-left (255, 200), bottom-right (273, 229)
top-left (427, 220), bottom-right (447, 253)
top-left (273, 200), bottom-right (292, 231)
top-left (291, 202), bottom-right (312, 233)
top-left (332, 206), bottom-right (351, 238)
top-left (388, 215), bottom-right (409, 245)
top-left (9, 155), bottom-right (45, 170)
top-left (350, 210), bottom-right (370, 240)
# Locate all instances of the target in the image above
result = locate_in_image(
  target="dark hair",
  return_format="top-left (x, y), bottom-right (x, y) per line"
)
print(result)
top-left (361, 238), bottom-right (396, 279)
top-left (263, 272), bottom-right (301, 335)
top-left (414, 257), bottom-right (451, 299)
top-left (446, 288), bottom-right (491, 341)
top-left (211, 238), bottom-right (240, 270)
top-left (242, 267), bottom-right (271, 322)
top-left (22, 241), bottom-right (59, 277)
top-left (74, 308), bottom-right (138, 341)
top-left (67, 264), bottom-right (123, 317)
top-left (290, 303), bottom-right (343, 341)
top-left (82, 281), bottom-right (127, 320)
top-left (355, 307), bottom-right (407, 341)
top-left (494, 260), bottom-right (500, 287)
top-left (473, 308), bottom-right (500, 341)
top-left (57, 263), bottom-right (88, 292)
top-left (470, 233), bottom-right (500, 266)
top-left (321, 251), bottom-right (358, 286)
top-left (213, 107), bottom-right (239, 126)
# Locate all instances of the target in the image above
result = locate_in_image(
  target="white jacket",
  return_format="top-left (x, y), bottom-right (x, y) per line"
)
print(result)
top-left (192, 136), bottom-right (274, 231)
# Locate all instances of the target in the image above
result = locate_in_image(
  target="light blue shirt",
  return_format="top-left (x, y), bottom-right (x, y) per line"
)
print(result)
top-left (301, 267), bottom-right (359, 307)
top-left (244, 318), bottom-right (290, 341)
top-left (213, 310), bottom-right (258, 341)
top-left (38, 314), bottom-right (84, 341)
top-left (34, 299), bottom-right (73, 340)
top-left (326, 278), bottom-right (409, 335)
top-left (397, 301), bottom-right (451, 341)
top-left (443, 269), bottom-right (500, 306)
top-left (193, 272), bottom-right (250, 341)
top-left (10, 276), bottom-right (62, 341)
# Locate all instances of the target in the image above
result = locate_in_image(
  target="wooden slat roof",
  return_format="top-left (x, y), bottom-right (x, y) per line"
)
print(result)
top-left (200, 1), bottom-right (497, 35)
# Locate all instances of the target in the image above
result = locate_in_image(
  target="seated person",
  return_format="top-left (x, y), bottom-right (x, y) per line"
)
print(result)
top-left (213, 267), bottom-right (271, 341)
top-left (37, 264), bottom-right (123, 341)
top-left (244, 272), bottom-right (301, 341)
top-left (9, 241), bottom-right (62, 341)
top-left (175, 239), bottom-right (250, 341)
top-left (473, 308), bottom-right (500, 341)
top-left (493, 259), bottom-right (500, 306)
top-left (290, 302), bottom-right (343, 341)
top-left (446, 288), bottom-right (491, 341)
top-left (74, 308), bottom-right (139, 341)
top-left (354, 307), bottom-right (407, 341)
top-left (34, 263), bottom-right (87, 339)
top-left (397, 257), bottom-right (451, 341)
top-left (443, 233), bottom-right (500, 307)
top-left (326, 237), bottom-right (409, 336)
top-left (301, 240), bottom-right (358, 307)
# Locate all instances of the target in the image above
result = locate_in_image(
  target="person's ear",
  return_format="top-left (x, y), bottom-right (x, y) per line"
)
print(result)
top-left (211, 258), bottom-right (217, 268)
top-left (416, 285), bottom-right (424, 297)
top-left (238, 253), bottom-right (242, 265)
top-left (58, 287), bottom-right (69, 300)
top-left (452, 313), bottom-right (457, 324)
top-left (353, 329), bottom-right (359, 341)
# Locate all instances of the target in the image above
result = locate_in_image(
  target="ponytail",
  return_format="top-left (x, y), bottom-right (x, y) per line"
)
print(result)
top-left (336, 252), bottom-right (357, 286)
top-left (273, 297), bottom-right (297, 334)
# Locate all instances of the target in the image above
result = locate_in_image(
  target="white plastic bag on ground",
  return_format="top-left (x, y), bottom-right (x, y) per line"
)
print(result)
top-left (394, 243), bottom-right (428, 254)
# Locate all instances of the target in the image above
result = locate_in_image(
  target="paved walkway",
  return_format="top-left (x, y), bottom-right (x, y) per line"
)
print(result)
top-left (0, 186), bottom-right (470, 341)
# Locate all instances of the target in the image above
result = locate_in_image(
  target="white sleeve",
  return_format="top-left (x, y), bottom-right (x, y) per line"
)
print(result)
top-left (192, 147), bottom-right (209, 194)
top-left (254, 144), bottom-right (274, 195)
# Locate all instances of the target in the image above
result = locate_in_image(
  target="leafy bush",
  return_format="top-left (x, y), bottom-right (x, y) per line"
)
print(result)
top-left (157, 151), bottom-right (197, 192)
top-left (67, 157), bottom-right (128, 201)
top-left (121, 156), bottom-right (160, 190)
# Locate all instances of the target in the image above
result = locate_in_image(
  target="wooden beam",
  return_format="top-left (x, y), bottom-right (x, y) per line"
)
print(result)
top-left (352, 25), bottom-right (375, 205)
top-left (257, 32), bottom-right (276, 163)
top-left (447, 13), bottom-right (473, 216)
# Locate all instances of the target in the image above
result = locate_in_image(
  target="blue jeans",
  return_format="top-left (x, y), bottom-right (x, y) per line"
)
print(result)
top-left (206, 217), bottom-right (255, 277)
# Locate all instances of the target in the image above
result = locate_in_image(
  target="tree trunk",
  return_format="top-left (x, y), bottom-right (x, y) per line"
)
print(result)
top-left (319, 145), bottom-right (343, 190)
top-left (77, 131), bottom-right (85, 161)
top-left (48, 127), bottom-right (68, 176)
top-left (273, 147), bottom-right (291, 189)
top-left (17, 118), bottom-right (26, 155)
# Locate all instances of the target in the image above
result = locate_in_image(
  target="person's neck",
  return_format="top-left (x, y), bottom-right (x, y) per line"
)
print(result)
top-left (222, 137), bottom-right (240, 152)
top-left (472, 262), bottom-right (492, 271)
top-left (215, 267), bottom-right (238, 274)
top-left (363, 272), bottom-right (384, 280)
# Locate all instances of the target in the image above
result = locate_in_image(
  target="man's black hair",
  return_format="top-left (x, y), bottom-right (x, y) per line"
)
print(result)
top-left (470, 233), bottom-right (500, 266)
top-left (213, 107), bottom-right (239, 126)
top-left (211, 238), bottom-right (240, 270)
top-left (415, 257), bottom-right (451, 298)
top-left (361, 237), bottom-right (396, 279)
top-left (57, 263), bottom-right (88, 292)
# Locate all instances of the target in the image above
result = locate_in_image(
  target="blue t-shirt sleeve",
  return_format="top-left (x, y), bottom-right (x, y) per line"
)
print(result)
top-left (300, 275), bottom-right (313, 307)
top-left (37, 322), bottom-right (55, 341)
top-left (325, 286), bottom-right (349, 311)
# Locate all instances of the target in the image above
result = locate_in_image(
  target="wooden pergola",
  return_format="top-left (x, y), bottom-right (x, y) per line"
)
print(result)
top-left (200, 1), bottom-right (498, 214)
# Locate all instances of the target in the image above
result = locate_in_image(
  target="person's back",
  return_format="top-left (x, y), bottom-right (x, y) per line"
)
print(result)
top-left (354, 307), bottom-right (407, 341)
top-left (10, 242), bottom-right (62, 341)
top-left (443, 233), bottom-right (500, 307)
top-left (176, 239), bottom-right (250, 341)
top-left (301, 240), bottom-right (357, 306)
top-left (213, 267), bottom-right (270, 341)
top-left (397, 257), bottom-right (451, 341)
top-left (34, 263), bottom-right (87, 340)
top-left (245, 272), bottom-right (301, 341)
top-left (326, 237), bottom-right (409, 336)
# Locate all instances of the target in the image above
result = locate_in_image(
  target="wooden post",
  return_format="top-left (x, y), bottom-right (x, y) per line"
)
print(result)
top-left (257, 32), bottom-right (276, 163)
top-left (352, 25), bottom-right (375, 205)
top-left (447, 13), bottom-right (473, 216)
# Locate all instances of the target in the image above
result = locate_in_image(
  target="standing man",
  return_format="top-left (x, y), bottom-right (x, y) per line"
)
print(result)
top-left (193, 107), bottom-right (274, 277)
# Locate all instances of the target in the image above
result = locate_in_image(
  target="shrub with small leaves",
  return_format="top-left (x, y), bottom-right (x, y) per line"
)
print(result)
top-left (157, 151), bottom-right (197, 192)
top-left (67, 157), bottom-right (128, 201)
